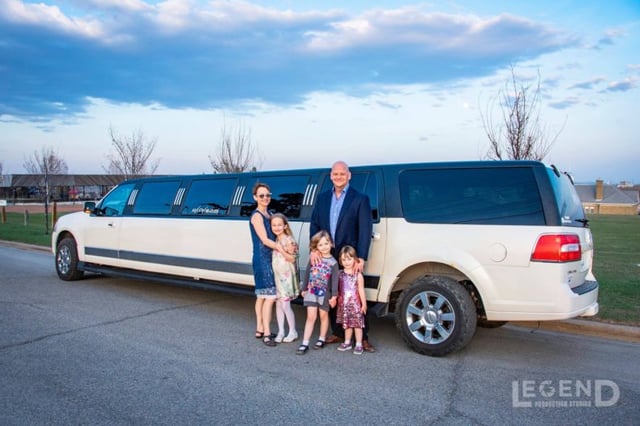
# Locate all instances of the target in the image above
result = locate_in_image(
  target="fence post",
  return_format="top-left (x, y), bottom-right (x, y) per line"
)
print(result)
top-left (1, 206), bottom-right (5, 224)
top-left (24, 209), bottom-right (29, 226)
top-left (52, 201), bottom-right (58, 227)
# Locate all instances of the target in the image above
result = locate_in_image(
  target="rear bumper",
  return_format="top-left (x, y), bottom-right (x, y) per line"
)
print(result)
top-left (579, 301), bottom-right (599, 317)
top-left (486, 280), bottom-right (599, 321)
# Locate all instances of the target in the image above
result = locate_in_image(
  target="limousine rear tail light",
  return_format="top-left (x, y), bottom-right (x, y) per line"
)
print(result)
top-left (531, 234), bottom-right (582, 263)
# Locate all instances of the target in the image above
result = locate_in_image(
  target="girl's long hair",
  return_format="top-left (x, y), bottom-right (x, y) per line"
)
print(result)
top-left (271, 212), bottom-right (293, 237)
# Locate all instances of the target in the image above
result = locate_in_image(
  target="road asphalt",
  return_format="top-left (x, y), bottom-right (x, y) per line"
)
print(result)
top-left (2, 239), bottom-right (639, 345)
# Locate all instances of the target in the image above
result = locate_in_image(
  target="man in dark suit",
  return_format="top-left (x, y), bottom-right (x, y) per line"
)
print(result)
top-left (310, 161), bottom-right (375, 352)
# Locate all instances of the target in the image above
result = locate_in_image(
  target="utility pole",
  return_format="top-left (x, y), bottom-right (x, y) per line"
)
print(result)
top-left (44, 168), bottom-right (49, 235)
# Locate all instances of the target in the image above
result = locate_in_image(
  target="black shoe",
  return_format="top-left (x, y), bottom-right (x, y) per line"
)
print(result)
top-left (263, 336), bottom-right (277, 347)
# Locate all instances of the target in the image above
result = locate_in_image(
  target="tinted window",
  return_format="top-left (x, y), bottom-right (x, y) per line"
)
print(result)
top-left (181, 178), bottom-right (236, 216)
top-left (547, 168), bottom-right (586, 226)
top-left (99, 183), bottom-right (135, 216)
top-left (399, 168), bottom-right (545, 225)
top-left (133, 180), bottom-right (181, 215)
top-left (319, 172), bottom-right (380, 222)
top-left (241, 175), bottom-right (310, 218)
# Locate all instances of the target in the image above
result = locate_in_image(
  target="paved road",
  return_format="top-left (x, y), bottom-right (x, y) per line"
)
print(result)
top-left (1, 244), bottom-right (639, 425)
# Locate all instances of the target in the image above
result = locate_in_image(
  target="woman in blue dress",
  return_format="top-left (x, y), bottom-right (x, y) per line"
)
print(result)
top-left (249, 183), bottom-right (289, 347)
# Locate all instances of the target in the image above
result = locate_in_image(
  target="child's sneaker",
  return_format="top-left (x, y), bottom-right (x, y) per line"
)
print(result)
top-left (283, 332), bottom-right (298, 343)
top-left (337, 342), bottom-right (353, 352)
top-left (353, 345), bottom-right (364, 355)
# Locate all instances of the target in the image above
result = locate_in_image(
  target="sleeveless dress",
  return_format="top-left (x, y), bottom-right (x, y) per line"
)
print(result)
top-left (272, 234), bottom-right (299, 300)
top-left (336, 271), bottom-right (365, 328)
top-left (249, 209), bottom-right (276, 296)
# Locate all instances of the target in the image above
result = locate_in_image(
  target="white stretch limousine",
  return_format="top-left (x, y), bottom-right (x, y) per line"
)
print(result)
top-left (52, 161), bottom-right (599, 356)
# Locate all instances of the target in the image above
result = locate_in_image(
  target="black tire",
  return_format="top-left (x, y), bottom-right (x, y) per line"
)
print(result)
top-left (55, 237), bottom-right (84, 281)
top-left (395, 276), bottom-right (477, 357)
top-left (477, 319), bottom-right (508, 329)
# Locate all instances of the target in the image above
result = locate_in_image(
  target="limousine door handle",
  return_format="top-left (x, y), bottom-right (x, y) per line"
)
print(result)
top-left (107, 222), bottom-right (114, 227)
top-left (372, 232), bottom-right (380, 240)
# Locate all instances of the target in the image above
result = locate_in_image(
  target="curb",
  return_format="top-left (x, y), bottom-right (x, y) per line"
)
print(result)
top-left (2, 240), bottom-right (639, 344)
top-left (509, 319), bottom-right (640, 344)
top-left (0, 240), bottom-right (51, 253)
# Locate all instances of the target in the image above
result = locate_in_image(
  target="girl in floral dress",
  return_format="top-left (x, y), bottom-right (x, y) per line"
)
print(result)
top-left (296, 231), bottom-right (339, 355)
top-left (336, 245), bottom-right (367, 355)
top-left (271, 213), bottom-right (300, 343)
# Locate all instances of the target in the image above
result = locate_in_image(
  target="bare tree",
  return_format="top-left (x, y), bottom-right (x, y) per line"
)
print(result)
top-left (23, 146), bottom-right (68, 234)
top-left (481, 66), bottom-right (564, 161)
top-left (23, 146), bottom-right (69, 175)
top-left (104, 125), bottom-right (160, 178)
top-left (209, 120), bottom-right (263, 173)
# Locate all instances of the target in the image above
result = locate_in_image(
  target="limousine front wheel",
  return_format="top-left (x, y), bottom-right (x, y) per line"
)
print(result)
top-left (395, 276), bottom-right (477, 357)
top-left (56, 237), bottom-right (84, 281)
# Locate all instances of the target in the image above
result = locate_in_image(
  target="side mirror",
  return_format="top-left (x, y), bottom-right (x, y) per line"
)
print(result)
top-left (83, 201), bottom-right (96, 214)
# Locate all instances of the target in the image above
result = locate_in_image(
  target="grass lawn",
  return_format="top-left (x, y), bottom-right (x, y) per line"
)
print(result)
top-left (1, 211), bottom-right (638, 325)
top-left (587, 214), bottom-right (640, 325)
top-left (0, 211), bottom-right (63, 247)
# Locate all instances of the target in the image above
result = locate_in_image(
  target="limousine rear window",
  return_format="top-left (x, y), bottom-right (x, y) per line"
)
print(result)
top-left (545, 168), bottom-right (587, 227)
top-left (181, 178), bottom-right (236, 216)
top-left (133, 180), bottom-right (182, 215)
top-left (399, 167), bottom-right (545, 225)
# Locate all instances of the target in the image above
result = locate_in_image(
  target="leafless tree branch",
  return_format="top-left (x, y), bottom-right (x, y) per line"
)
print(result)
top-left (23, 146), bottom-right (68, 175)
top-left (480, 65), bottom-right (565, 161)
top-left (104, 125), bottom-right (160, 178)
top-left (209, 120), bottom-right (263, 173)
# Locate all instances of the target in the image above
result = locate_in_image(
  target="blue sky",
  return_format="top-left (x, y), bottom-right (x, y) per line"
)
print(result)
top-left (1, 0), bottom-right (638, 183)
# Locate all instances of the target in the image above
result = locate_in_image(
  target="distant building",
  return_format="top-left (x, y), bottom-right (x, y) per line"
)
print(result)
top-left (0, 174), bottom-right (126, 203)
top-left (575, 180), bottom-right (639, 215)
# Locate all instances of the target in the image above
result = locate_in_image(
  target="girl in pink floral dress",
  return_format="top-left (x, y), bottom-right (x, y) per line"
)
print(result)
top-left (336, 245), bottom-right (367, 355)
top-left (271, 213), bottom-right (300, 343)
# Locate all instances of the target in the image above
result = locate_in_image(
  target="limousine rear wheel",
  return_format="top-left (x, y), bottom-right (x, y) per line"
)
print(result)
top-left (56, 237), bottom-right (84, 281)
top-left (395, 276), bottom-right (477, 357)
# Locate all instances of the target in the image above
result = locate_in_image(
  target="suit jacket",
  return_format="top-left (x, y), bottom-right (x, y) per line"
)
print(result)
top-left (310, 186), bottom-right (373, 261)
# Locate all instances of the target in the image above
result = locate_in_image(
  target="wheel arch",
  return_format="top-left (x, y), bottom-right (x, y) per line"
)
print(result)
top-left (55, 230), bottom-right (77, 249)
top-left (386, 261), bottom-right (486, 318)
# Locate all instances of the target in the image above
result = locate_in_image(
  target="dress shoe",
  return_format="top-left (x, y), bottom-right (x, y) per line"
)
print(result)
top-left (324, 335), bottom-right (342, 344)
top-left (362, 339), bottom-right (376, 353)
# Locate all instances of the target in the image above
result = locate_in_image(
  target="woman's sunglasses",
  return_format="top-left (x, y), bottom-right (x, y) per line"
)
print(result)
top-left (257, 193), bottom-right (272, 199)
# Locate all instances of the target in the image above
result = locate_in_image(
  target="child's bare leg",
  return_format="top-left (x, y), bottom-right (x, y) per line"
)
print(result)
top-left (344, 328), bottom-right (354, 345)
top-left (302, 307), bottom-right (317, 345)
top-left (354, 327), bottom-right (363, 347)
top-left (319, 309), bottom-right (329, 341)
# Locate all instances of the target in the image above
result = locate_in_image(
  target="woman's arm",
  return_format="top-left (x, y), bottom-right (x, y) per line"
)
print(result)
top-left (250, 212), bottom-right (283, 253)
